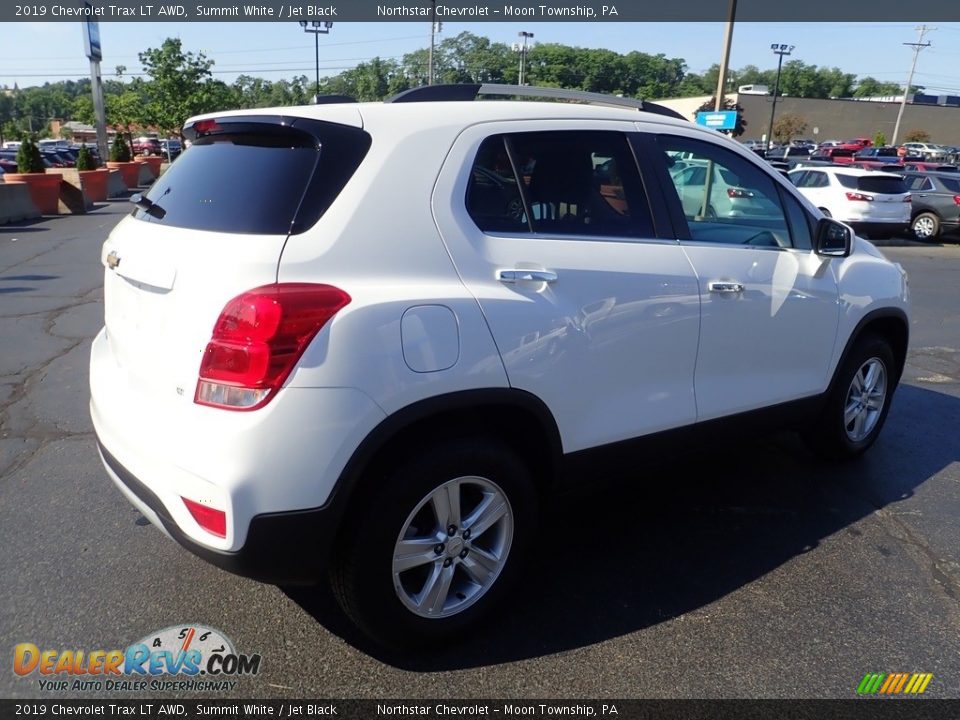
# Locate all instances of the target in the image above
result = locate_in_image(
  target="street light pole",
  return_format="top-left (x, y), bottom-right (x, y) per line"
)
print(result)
top-left (299, 21), bottom-right (333, 103)
top-left (517, 31), bottom-right (534, 86)
top-left (766, 43), bottom-right (794, 149)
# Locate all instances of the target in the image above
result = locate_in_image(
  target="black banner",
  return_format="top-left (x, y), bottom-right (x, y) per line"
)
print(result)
top-left (2, 700), bottom-right (960, 720)
top-left (5, 0), bottom-right (960, 23)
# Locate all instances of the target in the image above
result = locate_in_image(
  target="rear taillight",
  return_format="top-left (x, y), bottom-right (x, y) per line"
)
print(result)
top-left (195, 283), bottom-right (351, 411)
top-left (727, 188), bottom-right (755, 199)
top-left (182, 497), bottom-right (226, 538)
top-left (954, 195), bottom-right (960, 206)
top-left (845, 192), bottom-right (874, 202)
top-left (904, 194), bottom-right (912, 203)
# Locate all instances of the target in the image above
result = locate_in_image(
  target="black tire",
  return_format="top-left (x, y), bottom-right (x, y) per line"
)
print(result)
top-left (330, 437), bottom-right (537, 649)
top-left (803, 333), bottom-right (896, 460)
top-left (911, 212), bottom-right (941, 241)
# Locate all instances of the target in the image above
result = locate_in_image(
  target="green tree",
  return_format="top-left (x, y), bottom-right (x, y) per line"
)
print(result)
top-left (854, 77), bottom-right (903, 98)
top-left (16, 136), bottom-right (45, 173)
top-left (109, 133), bottom-right (131, 162)
top-left (75, 144), bottom-right (96, 171)
top-left (903, 128), bottom-right (931, 143)
top-left (138, 38), bottom-right (218, 135)
top-left (772, 113), bottom-right (808, 143)
top-left (873, 131), bottom-right (887, 147)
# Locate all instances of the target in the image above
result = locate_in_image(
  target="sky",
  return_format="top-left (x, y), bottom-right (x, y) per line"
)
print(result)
top-left (3, 21), bottom-right (960, 95)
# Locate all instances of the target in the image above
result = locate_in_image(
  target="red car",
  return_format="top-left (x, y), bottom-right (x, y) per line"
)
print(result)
top-left (840, 137), bottom-right (873, 151)
top-left (811, 147), bottom-right (856, 164)
top-left (132, 137), bottom-right (162, 156)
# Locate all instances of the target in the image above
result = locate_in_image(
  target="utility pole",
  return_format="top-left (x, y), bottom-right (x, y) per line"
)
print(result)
top-left (891, 25), bottom-right (933, 147)
top-left (713, 0), bottom-right (737, 113)
top-left (428, 2), bottom-right (441, 85)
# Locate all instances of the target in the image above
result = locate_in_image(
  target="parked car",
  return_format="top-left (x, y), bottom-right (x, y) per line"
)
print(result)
top-left (90, 85), bottom-right (910, 649)
top-left (902, 161), bottom-right (957, 173)
top-left (765, 145), bottom-right (812, 160)
top-left (810, 147), bottom-right (856, 164)
top-left (854, 146), bottom-right (901, 163)
top-left (902, 142), bottom-right (949, 161)
top-left (789, 166), bottom-right (911, 238)
top-left (160, 139), bottom-right (182, 160)
top-left (669, 160), bottom-right (782, 218)
top-left (902, 171), bottom-right (960, 240)
top-left (132, 136), bottom-right (163, 156)
top-left (849, 161), bottom-right (906, 172)
top-left (841, 138), bottom-right (873, 151)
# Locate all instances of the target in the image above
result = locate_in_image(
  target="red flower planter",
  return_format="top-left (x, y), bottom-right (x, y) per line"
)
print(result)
top-left (139, 156), bottom-right (163, 177)
top-left (107, 161), bottom-right (141, 189)
top-left (3, 172), bottom-right (63, 214)
top-left (80, 169), bottom-right (110, 203)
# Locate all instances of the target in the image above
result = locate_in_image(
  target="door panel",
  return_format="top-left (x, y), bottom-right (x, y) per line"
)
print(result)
top-left (653, 132), bottom-right (841, 420)
top-left (433, 122), bottom-right (701, 452)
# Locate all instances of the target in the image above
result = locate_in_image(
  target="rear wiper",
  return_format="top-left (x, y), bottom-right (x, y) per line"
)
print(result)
top-left (130, 192), bottom-right (166, 220)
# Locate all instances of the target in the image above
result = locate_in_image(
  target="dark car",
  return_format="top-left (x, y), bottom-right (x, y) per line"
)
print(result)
top-left (765, 145), bottom-right (812, 160)
top-left (854, 146), bottom-right (902, 163)
top-left (903, 161), bottom-right (958, 173)
top-left (902, 171), bottom-right (960, 240)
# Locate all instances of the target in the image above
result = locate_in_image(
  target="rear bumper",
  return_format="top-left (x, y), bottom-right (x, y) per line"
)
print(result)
top-left (89, 326), bottom-right (387, 583)
top-left (97, 439), bottom-right (336, 585)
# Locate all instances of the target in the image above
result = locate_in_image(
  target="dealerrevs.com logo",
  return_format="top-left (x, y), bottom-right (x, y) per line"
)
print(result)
top-left (13, 625), bottom-right (262, 693)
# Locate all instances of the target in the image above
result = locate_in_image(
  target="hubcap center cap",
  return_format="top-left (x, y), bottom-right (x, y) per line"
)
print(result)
top-left (446, 537), bottom-right (464, 558)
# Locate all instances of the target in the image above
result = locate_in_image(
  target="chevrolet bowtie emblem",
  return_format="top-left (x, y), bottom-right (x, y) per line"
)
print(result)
top-left (106, 251), bottom-right (121, 269)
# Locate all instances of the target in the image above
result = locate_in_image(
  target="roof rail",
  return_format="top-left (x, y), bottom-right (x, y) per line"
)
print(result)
top-left (312, 94), bottom-right (357, 105)
top-left (387, 83), bottom-right (686, 121)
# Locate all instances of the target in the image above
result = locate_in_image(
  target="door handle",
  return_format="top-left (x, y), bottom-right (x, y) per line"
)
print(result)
top-left (498, 269), bottom-right (558, 284)
top-left (707, 281), bottom-right (744, 294)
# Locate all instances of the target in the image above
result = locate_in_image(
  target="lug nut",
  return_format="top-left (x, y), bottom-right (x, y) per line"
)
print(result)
top-left (447, 525), bottom-right (457, 536)
top-left (443, 558), bottom-right (452, 568)
top-left (459, 549), bottom-right (468, 559)
top-left (463, 529), bottom-right (471, 540)
top-left (434, 544), bottom-right (444, 555)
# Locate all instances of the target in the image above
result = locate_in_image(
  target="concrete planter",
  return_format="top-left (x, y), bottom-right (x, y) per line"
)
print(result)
top-left (107, 161), bottom-right (140, 189)
top-left (3, 172), bottom-right (63, 214)
top-left (139, 156), bottom-right (163, 177)
top-left (79, 169), bottom-right (110, 202)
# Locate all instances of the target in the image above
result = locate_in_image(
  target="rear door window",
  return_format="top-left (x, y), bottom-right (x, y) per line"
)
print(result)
top-left (466, 131), bottom-right (656, 239)
top-left (940, 177), bottom-right (960, 193)
top-left (134, 120), bottom-right (370, 235)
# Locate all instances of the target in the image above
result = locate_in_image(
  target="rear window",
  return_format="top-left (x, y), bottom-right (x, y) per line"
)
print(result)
top-left (133, 120), bottom-right (370, 235)
top-left (835, 174), bottom-right (907, 194)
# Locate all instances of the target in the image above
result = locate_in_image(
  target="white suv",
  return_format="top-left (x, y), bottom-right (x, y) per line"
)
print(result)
top-left (90, 85), bottom-right (910, 648)
top-left (788, 166), bottom-right (911, 239)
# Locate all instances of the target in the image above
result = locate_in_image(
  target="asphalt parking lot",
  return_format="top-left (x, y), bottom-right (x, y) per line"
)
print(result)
top-left (1, 202), bottom-right (958, 700)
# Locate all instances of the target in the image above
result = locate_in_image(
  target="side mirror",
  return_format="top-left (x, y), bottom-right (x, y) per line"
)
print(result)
top-left (815, 218), bottom-right (852, 258)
